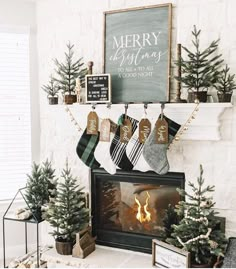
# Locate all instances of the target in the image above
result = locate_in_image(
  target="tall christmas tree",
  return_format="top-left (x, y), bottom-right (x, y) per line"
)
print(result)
top-left (25, 163), bottom-right (48, 221)
top-left (46, 161), bottom-right (89, 242)
top-left (167, 165), bottom-right (227, 266)
top-left (54, 42), bottom-right (86, 97)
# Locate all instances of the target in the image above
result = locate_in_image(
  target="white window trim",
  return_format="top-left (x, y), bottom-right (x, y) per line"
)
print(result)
top-left (0, 26), bottom-right (32, 201)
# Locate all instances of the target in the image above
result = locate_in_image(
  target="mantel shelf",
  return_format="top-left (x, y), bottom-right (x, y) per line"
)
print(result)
top-left (44, 102), bottom-right (233, 141)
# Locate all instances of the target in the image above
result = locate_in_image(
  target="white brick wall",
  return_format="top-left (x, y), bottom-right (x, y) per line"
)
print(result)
top-left (37, 0), bottom-right (236, 244)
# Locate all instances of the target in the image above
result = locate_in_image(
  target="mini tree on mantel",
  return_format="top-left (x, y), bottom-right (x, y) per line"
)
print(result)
top-left (42, 75), bottom-right (60, 105)
top-left (167, 165), bottom-right (227, 266)
top-left (175, 25), bottom-right (223, 102)
top-left (54, 42), bottom-right (87, 104)
top-left (215, 64), bottom-right (236, 102)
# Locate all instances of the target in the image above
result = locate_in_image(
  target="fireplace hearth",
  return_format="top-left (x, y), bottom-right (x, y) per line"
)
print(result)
top-left (91, 169), bottom-right (185, 253)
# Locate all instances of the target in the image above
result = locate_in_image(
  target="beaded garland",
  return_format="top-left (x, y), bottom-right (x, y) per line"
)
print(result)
top-left (177, 228), bottom-right (212, 247)
top-left (184, 208), bottom-right (209, 225)
top-left (65, 103), bottom-right (200, 148)
top-left (65, 106), bottom-right (83, 133)
top-left (168, 100), bottom-right (200, 149)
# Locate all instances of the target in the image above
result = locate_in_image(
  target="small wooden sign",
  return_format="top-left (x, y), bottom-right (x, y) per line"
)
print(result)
top-left (100, 119), bottom-right (111, 142)
top-left (72, 227), bottom-right (96, 259)
top-left (139, 119), bottom-right (151, 143)
top-left (155, 118), bottom-right (168, 144)
top-left (120, 118), bottom-right (132, 143)
top-left (87, 111), bottom-right (99, 135)
top-left (85, 74), bottom-right (111, 103)
top-left (152, 239), bottom-right (190, 268)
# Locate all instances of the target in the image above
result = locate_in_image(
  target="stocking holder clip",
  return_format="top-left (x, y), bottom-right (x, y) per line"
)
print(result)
top-left (124, 103), bottom-right (128, 118)
top-left (92, 103), bottom-right (97, 110)
top-left (161, 102), bottom-right (165, 120)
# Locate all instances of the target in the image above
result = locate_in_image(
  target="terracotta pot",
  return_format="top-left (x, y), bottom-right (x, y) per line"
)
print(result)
top-left (64, 94), bottom-right (77, 104)
top-left (188, 91), bottom-right (208, 103)
top-left (217, 93), bottom-right (232, 102)
top-left (48, 96), bottom-right (58, 105)
top-left (55, 239), bottom-right (73, 255)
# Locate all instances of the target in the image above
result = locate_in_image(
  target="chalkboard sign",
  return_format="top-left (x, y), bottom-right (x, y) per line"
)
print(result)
top-left (85, 74), bottom-right (111, 103)
top-left (103, 4), bottom-right (172, 103)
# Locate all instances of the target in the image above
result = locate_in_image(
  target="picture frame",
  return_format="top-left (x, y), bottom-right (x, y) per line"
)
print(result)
top-left (103, 4), bottom-right (172, 104)
top-left (85, 74), bottom-right (111, 104)
top-left (152, 239), bottom-right (190, 268)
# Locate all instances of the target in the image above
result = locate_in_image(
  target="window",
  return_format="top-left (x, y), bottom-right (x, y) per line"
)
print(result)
top-left (0, 28), bottom-right (31, 200)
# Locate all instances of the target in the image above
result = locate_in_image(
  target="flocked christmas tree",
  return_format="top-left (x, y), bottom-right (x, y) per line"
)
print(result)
top-left (54, 42), bottom-right (86, 98)
top-left (167, 165), bottom-right (227, 266)
top-left (25, 163), bottom-right (49, 221)
top-left (41, 159), bottom-right (57, 201)
top-left (46, 161), bottom-right (89, 243)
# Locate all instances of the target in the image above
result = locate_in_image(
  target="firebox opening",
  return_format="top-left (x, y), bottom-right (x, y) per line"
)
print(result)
top-left (91, 169), bottom-right (185, 253)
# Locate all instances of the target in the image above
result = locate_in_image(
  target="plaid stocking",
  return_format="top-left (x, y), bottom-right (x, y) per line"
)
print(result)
top-left (76, 128), bottom-right (100, 169)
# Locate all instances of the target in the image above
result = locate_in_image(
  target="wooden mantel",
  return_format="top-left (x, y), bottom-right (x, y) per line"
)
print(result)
top-left (45, 102), bottom-right (233, 141)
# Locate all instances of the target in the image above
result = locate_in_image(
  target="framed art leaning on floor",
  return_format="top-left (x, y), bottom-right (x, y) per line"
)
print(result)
top-left (152, 239), bottom-right (190, 268)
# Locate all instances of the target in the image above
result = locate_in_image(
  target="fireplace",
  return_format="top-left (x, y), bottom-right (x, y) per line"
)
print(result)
top-left (91, 169), bottom-right (185, 253)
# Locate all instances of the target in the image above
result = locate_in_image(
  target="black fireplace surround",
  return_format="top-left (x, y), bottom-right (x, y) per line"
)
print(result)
top-left (91, 168), bottom-right (185, 254)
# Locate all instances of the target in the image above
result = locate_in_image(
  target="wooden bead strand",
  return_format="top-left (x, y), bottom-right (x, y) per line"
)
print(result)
top-left (168, 101), bottom-right (200, 149)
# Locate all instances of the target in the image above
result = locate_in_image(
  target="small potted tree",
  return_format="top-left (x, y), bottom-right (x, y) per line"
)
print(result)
top-left (42, 76), bottom-right (60, 105)
top-left (175, 25), bottom-right (223, 102)
top-left (215, 65), bottom-right (236, 102)
top-left (167, 165), bottom-right (228, 267)
top-left (54, 42), bottom-right (87, 105)
top-left (46, 161), bottom-right (90, 255)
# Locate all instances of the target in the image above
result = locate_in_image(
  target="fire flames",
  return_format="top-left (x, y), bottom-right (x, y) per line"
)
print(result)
top-left (134, 191), bottom-right (151, 223)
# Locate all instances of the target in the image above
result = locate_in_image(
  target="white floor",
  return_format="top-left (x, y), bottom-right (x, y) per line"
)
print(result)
top-left (42, 245), bottom-right (153, 268)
